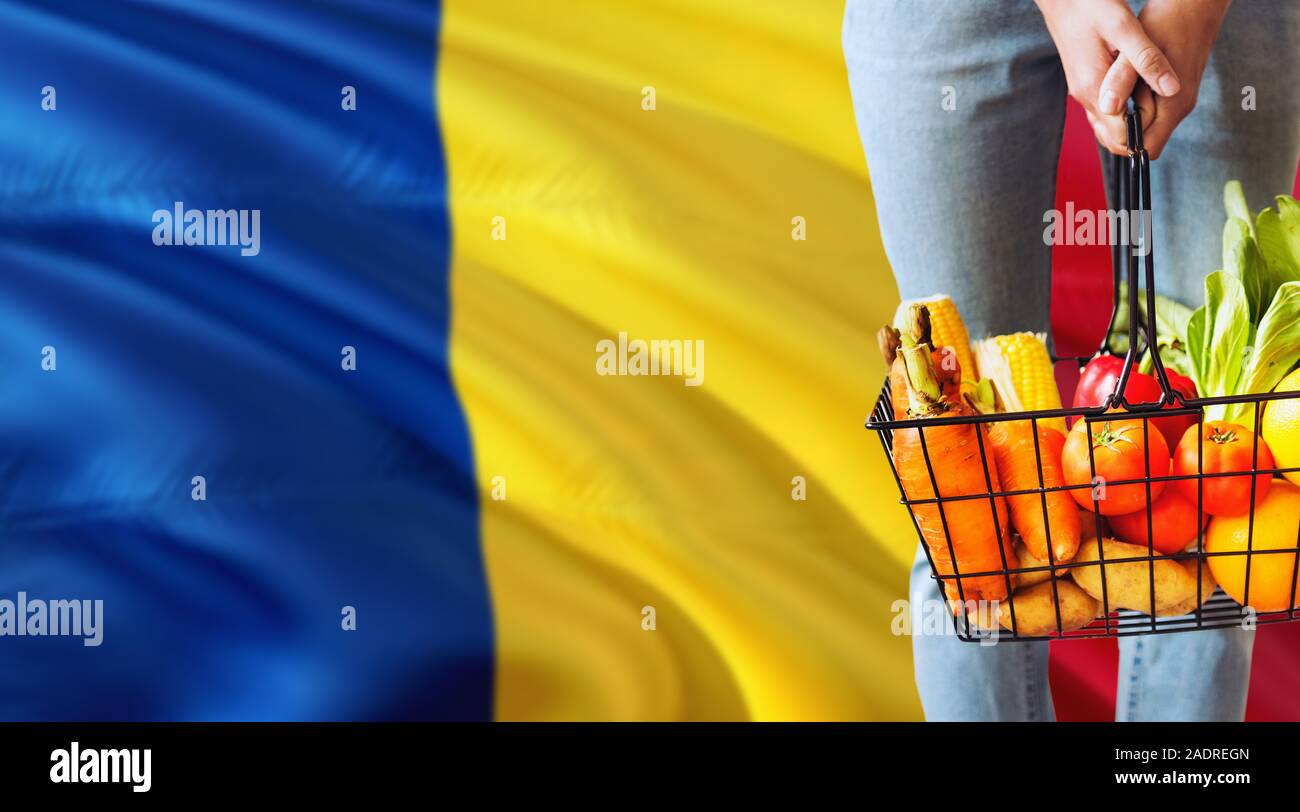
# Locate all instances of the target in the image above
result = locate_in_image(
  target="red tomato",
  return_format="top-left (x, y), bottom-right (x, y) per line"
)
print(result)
top-left (1108, 486), bottom-right (1208, 554)
top-left (1071, 356), bottom-right (1199, 449)
top-left (1062, 414), bottom-right (1170, 515)
top-left (1173, 421), bottom-right (1274, 516)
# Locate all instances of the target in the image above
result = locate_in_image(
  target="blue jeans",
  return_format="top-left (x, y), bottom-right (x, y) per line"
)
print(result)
top-left (846, 0), bottom-right (1300, 721)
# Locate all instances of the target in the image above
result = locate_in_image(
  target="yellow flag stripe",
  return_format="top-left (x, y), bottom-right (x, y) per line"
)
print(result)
top-left (441, 0), bottom-right (922, 720)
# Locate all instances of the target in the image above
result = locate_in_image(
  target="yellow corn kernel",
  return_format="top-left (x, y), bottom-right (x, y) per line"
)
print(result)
top-left (893, 295), bottom-right (974, 381)
top-left (973, 332), bottom-right (1065, 432)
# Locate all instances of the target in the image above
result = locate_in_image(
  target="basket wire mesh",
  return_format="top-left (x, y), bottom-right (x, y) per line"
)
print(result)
top-left (866, 107), bottom-right (1300, 642)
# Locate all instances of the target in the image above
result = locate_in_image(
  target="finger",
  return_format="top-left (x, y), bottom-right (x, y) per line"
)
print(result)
top-left (1098, 56), bottom-right (1139, 115)
top-left (1106, 14), bottom-right (1181, 97)
top-left (1085, 110), bottom-right (1118, 155)
top-left (1133, 83), bottom-right (1157, 132)
top-left (1086, 108), bottom-right (1130, 156)
top-left (1141, 113), bottom-right (1177, 160)
top-left (1135, 83), bottom-right (1181, 160)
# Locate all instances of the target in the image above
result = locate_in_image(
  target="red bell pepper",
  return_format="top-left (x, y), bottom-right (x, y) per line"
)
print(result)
top-left (1072, 355), bottom-right (1199, 448)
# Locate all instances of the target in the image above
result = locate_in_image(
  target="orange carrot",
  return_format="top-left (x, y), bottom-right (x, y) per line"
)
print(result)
top-left (985, 422), bottom-right (1081, 564)
top-left (889, 352), bottom-right (958, 417)
top-left (880, 324), bottom-right (960, 419)
top-left (890, 336), bottom-right (1015, 607)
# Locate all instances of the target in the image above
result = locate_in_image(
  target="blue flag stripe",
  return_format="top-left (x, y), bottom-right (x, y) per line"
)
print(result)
top-left (0, 0), bottom-right (492, 720)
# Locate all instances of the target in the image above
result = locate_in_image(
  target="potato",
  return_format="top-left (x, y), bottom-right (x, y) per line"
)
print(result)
top-left (995, 580), bottom-right (1100, 636)
top-left (1158, 559), bottom-right (1219, 617)
top-left (964, 600), bottom-right (1000, 632)
top-left (1069, 537), bottom-right (1199, 614)
top-left (1013, 538), bottom-right (1078, 588)
top-left (1010, 509), bottom-right (1093, 589)
top-left (964, 579), bottom-right (1101, 636)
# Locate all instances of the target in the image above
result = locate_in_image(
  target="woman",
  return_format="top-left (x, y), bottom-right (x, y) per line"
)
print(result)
top-left (844, 0), bottom-right (1300, 721)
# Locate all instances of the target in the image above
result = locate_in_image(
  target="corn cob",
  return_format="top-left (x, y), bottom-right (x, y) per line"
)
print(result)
top-left (972, 332), bottom-right (1065, 432)
top-left (893, 295), bottom-right (975, 382)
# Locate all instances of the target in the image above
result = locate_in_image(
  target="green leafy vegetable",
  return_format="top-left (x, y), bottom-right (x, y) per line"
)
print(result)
top-left (1232, 282), bottom-right (1300, 421)
top-left (1178, 184), bottom-right (1300, 423)
top-left (1109, 281), bottom-right (1194, 376)
top-left (1257, 194), bottom-right (1300, 289)
top-left (1196, 271), bottom-right (1253, 420)
top-left (1185, 302), bottom-right (1206, 388)
top-left (1149, 289), bottom-right (1193, 342)
top-left (1223, 216), bottom-right (1267, 320)
top-left (1224, 181), bottom-right (1254, 236)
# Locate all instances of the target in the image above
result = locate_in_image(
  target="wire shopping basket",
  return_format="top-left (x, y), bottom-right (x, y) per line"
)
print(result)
top-left (866, 107), bottom-right (1300, 642)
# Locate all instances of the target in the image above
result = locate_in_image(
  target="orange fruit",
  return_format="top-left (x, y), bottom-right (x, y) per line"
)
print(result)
top-left (1206, 479), bottom-right (1300, 611)
top-left (1261, 368), bottom-right (1300, 487)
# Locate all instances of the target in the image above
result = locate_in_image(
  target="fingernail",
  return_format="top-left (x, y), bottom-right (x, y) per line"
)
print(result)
top-left (1100, 90), bottom-right (1120, 114)
top-left (1157, 73), bottom-right (1181, 96)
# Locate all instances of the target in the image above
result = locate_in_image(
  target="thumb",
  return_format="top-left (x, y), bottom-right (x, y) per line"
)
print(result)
top-left (1107, 15), bottom-right (1181, 97)
top-left (1134, 84), bottom-right (1173, 159)
top-left (1133, 82), bottom-right (1157, 134)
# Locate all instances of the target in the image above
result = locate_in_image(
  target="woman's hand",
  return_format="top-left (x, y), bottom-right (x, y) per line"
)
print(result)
top-left (1036, 0), bottom-right (1181, 155)
top-left (1126, 0), bottom-right (1232, 159)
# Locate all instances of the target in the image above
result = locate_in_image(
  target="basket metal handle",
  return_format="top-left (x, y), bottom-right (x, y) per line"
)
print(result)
top-left (1099, 104), bottom-right (1185, 412)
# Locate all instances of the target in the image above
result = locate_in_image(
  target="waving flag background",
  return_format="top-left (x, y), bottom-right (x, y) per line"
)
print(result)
top-left (0, 0), bottom-right (492, 720)
top-left (441, 0), bottom-right (917, 720)
top-left (3, 0), bottom-right (1297, 721)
